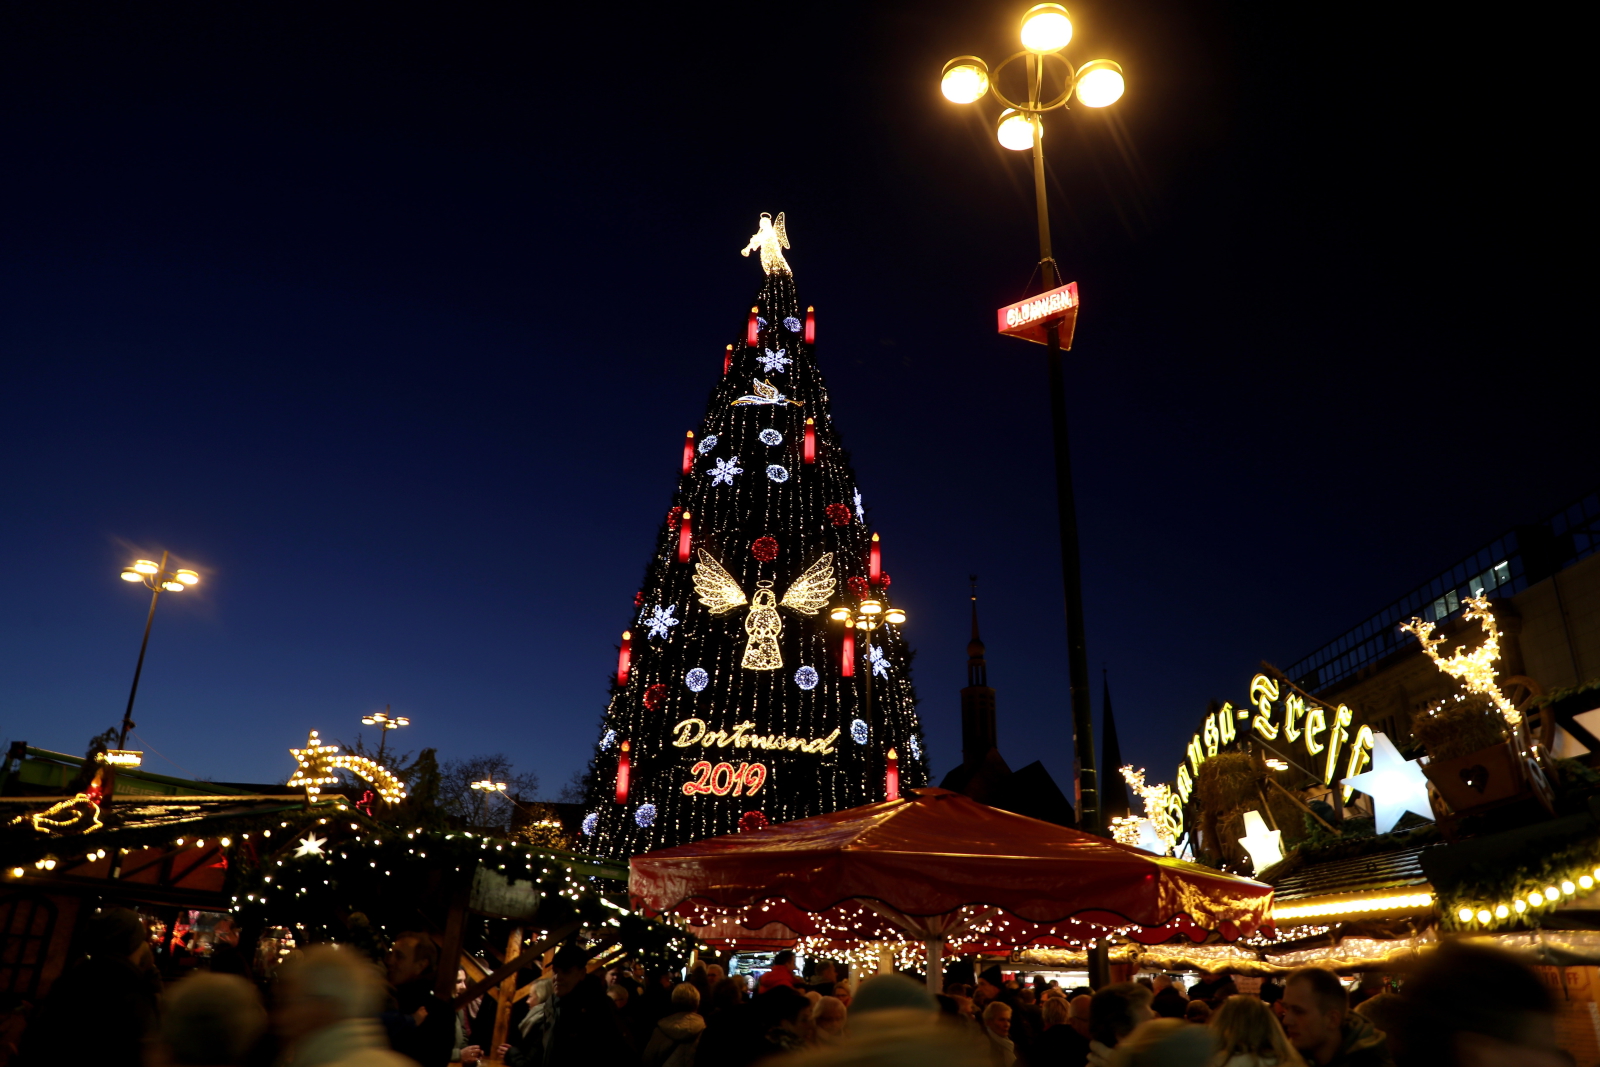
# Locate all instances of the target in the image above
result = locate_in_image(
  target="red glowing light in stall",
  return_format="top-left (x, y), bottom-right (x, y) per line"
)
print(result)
top-left (616, 740), bottom-right (631, 804)
top-left (617, 630), bottom-right (633, 686)
top-left (886, 747), bottom-right (900, 801)
top-left (682, 431), bottom-right (696, 475)
top-left (746, 307), bottom-right (759, 347)
top-left (805, 305), bottom-right (816, 345)
top-left (677, 510), bottom-right (693, 563)
top-left (841, 627), bottom-right (855, 677)
top-left (869, 533), bottom-right (882, 585)
top-left (803, 417), bottom-right (816, 464)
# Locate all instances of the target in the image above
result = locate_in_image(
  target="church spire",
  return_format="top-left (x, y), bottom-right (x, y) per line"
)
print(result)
top-left (1100, 668), bottom-right (1131, 819)
top-left (961, 576), bottom-right (997, 763)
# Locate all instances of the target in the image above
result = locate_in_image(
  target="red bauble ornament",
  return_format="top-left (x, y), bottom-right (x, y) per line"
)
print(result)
top-left (826, 503), bottom-right (852, 526)
top-left (633, 590), bottom-right (645, 607)
top-left (751, 536), bottom-right (779, 562)
top-left (739, 810), bottom-right (768, 832)
top-left (643, 684), bottom-right (669, 711)
top-left (847, 575), bottom-right (870, 596)
top-left (877, 572), bottom-right (891, 589)
top-left (667, 508), bottom-right (681, 531)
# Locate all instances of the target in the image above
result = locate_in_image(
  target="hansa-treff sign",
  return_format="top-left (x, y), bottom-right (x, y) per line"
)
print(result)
top-left (996, 281), bottom-right (1079, 346)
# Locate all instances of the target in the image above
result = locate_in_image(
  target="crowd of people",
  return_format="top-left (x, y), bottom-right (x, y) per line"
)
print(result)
top-left (0, 913), bottom-right (1574, 1067)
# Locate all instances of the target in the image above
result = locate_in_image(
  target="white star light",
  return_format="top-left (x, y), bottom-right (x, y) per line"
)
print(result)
top-left (294, 834), bottom-right (327, 859)
top-left (758, 348), bottom-right (791, 374)
top-left (1237, 810), bottom-right (1284, 874)
top-left (1341, 731), bottom-right (1435, 834)
top-left (708, 457), bottom-right (743, 486)
top-left (643, 605), bottom-right (679, 640)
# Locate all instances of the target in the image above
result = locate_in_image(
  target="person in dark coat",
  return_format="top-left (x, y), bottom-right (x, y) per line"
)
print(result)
top-left (507, 943), bottom-right (631, 1067)
top-left (383, 932), bottom-right (455, 1067)
top-left (13, 907), bottom-right (161, 1067)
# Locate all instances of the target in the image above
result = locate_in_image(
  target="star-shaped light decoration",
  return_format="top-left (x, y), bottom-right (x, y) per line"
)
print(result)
top-left (1237, 810), bottom-right (1284, 874)
top-left (1341, 731), bottom-right (1434, 834)
top-left (294, 833), bottom-right (328, 859)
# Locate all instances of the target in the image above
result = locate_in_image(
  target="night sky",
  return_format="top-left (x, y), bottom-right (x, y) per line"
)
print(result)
top-left (1, 2), bottom-right (1583, 805)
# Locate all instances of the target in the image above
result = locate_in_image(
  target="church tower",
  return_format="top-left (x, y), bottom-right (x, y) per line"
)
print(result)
top-left (960, 576), bottom-right (998, 764)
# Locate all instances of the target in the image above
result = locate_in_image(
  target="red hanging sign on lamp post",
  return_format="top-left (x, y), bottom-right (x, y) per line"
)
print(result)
top-left (996, 282), bottom-right (1080, 347)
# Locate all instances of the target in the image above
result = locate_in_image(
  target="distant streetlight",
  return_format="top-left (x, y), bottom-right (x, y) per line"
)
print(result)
top-left (940, 5), bottom-right (1127, 836)
top-left (116, 552), bottom-right (200, 750)
top-left (470, 778), bottom-right (508, 826)
top-left (360, 705), bottom-right (411, 764)
top-left (830, 595), bottom-right (909, 756)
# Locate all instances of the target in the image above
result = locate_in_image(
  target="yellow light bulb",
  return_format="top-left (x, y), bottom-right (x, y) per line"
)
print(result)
top-left (1563, 880), bottom-right (1577, 895)
top-left (940, 57), bottom-right (990, 104)
top-left (120, 569), bottom-right (145, 582)
top-left (996, 109), bottom-right (1037, 151)
top-left (1494, 904), bottom-right (1509, 918)
top-left (1020, 3), bottom-right (1073, 52)
top-left (1582, 875), bottom-right (1595, 890)
top-left (175, 569), bottom-right (199, 585)
top-left (1515, 899), bottom-right (1527, 913)
top-left (1477, 909), bottom-right (1493, 924)
top-left (1075, 60), bottom-right (1126, 107)
top-left (132, 559), bottom-right (159, 575)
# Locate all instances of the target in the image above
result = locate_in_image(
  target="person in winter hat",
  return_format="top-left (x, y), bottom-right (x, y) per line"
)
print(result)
top-left (1209, 994), bottom-right (1304, 1067)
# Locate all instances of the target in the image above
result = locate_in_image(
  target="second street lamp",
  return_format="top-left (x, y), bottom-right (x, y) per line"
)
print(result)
top-left (360, 706), bottom-right (411, 765)
top-left (941, 3), bottom-right (1126, 838)
top-left (831, 594), bottom-right (908, 793)
top-left (116, 551), bottom-right (201, 751)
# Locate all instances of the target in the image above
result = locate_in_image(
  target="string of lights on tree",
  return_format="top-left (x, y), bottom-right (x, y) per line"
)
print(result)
top-left (579, 258), bottom-right (928, 860)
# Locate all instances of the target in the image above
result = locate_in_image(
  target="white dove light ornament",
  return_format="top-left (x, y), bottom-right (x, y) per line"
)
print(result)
top-left (740, 211), bottom-right (791, 274)
top-left (731, 378), bottom-right (804, 407)
top-left (693, 550), bottom-right (835, 670)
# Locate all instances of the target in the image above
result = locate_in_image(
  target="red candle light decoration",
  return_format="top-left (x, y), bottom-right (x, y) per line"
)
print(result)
top-left (677, 510), bottom-right (693, 563)
top-left (886, 747), bottom-right (900, 801)
top-left (723, 344), bottom-right (733, 374)
top-left (805, 305), bottom-right (816, 345)
top-left (803, 417), bottom-right (816, 464)
top-left (746, 307), bottom-right (760, 347)
top-left (617, 630), bottom-right (633, 686)
top-left (615, 740), bottom-right (631, 804)
top-left (841, 627), bottom-right (855, 677)
top-left (682, 431), bottom-right (696, 475)
top-left (868, 533), bottom-right (882, 585)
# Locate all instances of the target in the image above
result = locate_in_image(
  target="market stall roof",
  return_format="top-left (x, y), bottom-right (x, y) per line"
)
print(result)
top-left (1269, 843), bottom-right (1435, 926)
top-left (631, 788), bottom-right (1274, 949)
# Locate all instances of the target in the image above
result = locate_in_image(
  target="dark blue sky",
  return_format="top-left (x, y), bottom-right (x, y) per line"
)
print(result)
top-left (1, 1), bottom-right (1581, 804)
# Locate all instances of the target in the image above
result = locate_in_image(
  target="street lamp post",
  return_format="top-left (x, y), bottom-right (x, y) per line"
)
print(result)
top-left (116, 552), bottom-right (201, 750)
top-left (940, 4), bottom-right (1126, 838)
top-left (830, 595), bottom-right (909, 776)
top-left (361, 706), bottom-right (411, 765)
top-left (470, 778), bottom-right (507, 826)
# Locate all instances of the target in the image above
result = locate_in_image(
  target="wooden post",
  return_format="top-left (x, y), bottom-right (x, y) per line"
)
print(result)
top-left (435, 879), bottom-right (472, 1001)
top-left (488, 928), bottom-right (522, 1065)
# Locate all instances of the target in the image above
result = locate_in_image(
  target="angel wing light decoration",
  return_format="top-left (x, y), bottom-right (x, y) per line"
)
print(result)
top-left (693, 549), bottom-right (835, 670)
top-left (740, 212), bottom-right (791, 275)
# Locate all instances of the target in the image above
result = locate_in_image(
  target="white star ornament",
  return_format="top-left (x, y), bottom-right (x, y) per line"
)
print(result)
top-left (1341, 732), bottom-right (1434, 834)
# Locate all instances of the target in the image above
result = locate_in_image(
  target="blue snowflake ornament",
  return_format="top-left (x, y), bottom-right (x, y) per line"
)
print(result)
top-left (783, 316), bottom-right (802, 333)
top-left (708, 457), bottom-right (743, 486)
top-left (869, 644), bottom-right (890, 678)
top-left (698, 434), bottom-right (718, 454)
top-left (759, 428), bottom-right (783, 446)
top-left (766, 465), bottom-right (789, 483)
top-left (850, 719), bottom-right (869, 745)
top-left (758, 348), bottom-right (791, 374)
top-left (685, 668), bottom-right (709, 692)
top-left (635, 803), bottom-right (657, 827)
top-left (581, 812), bottom-right (598, 835)
top-left (794, 666), bottom-right (819, 690)
top-left (643, 604), bottom-right (679, 640)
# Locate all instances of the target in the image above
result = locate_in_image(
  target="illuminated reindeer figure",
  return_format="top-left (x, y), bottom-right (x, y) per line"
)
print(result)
top-left (1399, 594), bottom-right (1521, 727)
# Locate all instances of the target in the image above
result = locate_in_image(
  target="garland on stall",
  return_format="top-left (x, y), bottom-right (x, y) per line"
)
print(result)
top-left (1439, 833), bottom-right (1600, 932)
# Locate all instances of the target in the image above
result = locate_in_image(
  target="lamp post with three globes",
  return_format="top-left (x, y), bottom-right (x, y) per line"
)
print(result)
top-left (116, 552), bottom-right (200, 750)
top-left (940, 4), bottom-right (1125, 838)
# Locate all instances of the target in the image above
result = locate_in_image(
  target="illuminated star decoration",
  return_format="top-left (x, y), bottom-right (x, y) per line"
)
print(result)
top-left (853, 489), bottom-right (864, 523)
top-left (707, 457), bottom-right (743, 486)
top-left (758, 348), bottom-right (791, 374)
top-left (1237, 810), bottom-right (1284, 874)
top-left (294, 833), bottom-right (328, 859)
top-left (1341, 731), bottom-right (1434, 834)
top-left (643, 605), bottom-right (679, 640)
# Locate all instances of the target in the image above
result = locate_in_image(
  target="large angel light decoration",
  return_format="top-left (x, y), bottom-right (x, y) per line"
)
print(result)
top-left (693, 549), bottom-right (834, 670)
top-left (741, 212), bottom-right (791, 275)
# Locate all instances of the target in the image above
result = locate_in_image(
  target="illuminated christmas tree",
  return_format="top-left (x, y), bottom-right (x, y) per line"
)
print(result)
top-left (579, 214), bottom-right (928, 859)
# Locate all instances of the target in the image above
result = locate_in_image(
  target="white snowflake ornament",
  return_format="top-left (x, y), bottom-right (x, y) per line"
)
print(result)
top-left (853, 489), bottom-right (865, 523)
top-left (707, 457), bottom-right (743, 486)
top-left (758, 348), bottom-right (791, 374)
top-left (643, 604), bottom-right (680, 640)
top-left (869, 644), bottom-right (889, 678)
